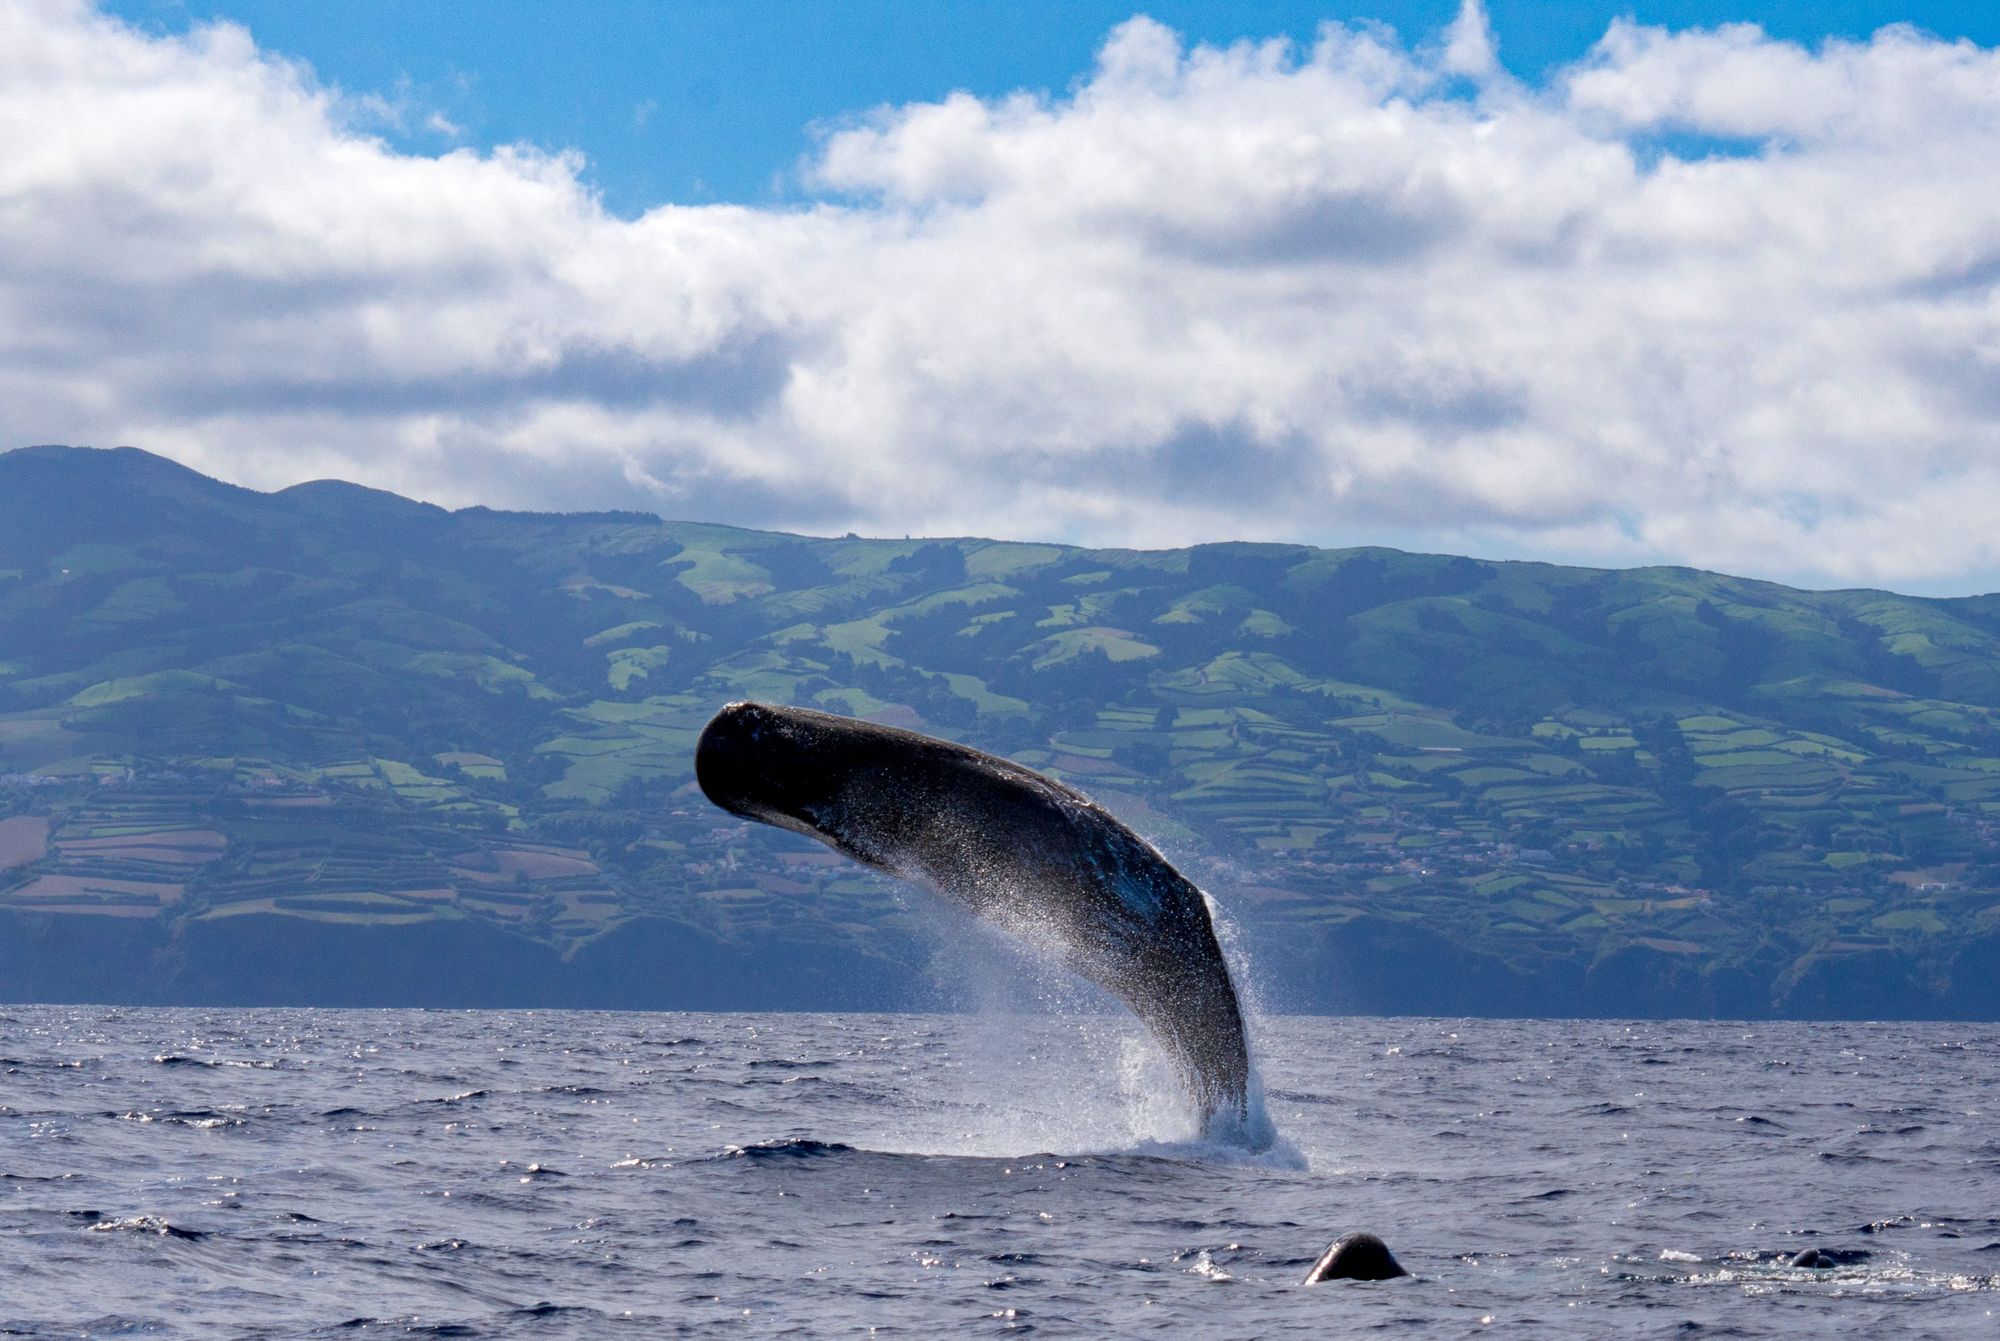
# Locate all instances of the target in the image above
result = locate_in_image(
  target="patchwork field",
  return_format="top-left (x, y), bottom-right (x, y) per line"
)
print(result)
top-left (0, 816), bottom-right (48, 868)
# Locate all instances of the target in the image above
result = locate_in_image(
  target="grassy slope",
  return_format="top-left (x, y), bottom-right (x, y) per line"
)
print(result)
top-left (3, 446), bottom-right (2000, 1015)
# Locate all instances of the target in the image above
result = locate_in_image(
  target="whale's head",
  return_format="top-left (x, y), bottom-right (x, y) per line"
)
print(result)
top-left (697, 701), bottom-right (825, 827)
top-left (697, 700), bottom-right (986, 869)
top-left (695, 701), bottom-right (916, 859)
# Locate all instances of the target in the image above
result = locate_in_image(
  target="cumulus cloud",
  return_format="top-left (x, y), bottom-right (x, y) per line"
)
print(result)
top-left (5, 0), bottom-right (2000, 589)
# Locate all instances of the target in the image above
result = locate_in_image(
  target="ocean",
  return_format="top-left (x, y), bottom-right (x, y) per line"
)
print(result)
top-left (2, 1006), bottom-right (1995, 1338)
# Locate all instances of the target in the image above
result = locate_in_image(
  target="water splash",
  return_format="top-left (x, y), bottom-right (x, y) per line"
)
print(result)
top-left (891, 878), bottom-right (1303, 1168)
top-left (1200, 888), bottom-right (1293, 1156)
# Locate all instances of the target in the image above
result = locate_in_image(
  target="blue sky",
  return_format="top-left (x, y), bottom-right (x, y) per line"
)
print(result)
top-left (101, 2), bottom-right (2000, 212)
top-left (11, 1), bottom-right (2000, 591)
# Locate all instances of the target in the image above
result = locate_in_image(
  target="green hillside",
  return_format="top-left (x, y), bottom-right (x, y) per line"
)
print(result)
top-left (3, 445), bottom-right (1999, 1016)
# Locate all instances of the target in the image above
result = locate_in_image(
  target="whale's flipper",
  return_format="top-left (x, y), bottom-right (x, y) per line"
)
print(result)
top-left (695, 700), bottom-right (1252, 1128)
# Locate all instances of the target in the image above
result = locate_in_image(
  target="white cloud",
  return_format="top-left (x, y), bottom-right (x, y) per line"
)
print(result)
top-left (5, 0), bottom-right (2000, 590)
top-left (1439, 0), bottom-right (1499, 79)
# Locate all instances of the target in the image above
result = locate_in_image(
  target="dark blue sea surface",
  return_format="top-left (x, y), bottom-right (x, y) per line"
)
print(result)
top-left (2, 1007), bottom-right (1996, 1337)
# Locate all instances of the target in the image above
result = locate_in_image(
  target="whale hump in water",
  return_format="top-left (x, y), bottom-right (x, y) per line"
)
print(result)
top-left (1304, 1231), bottom-right (1409, 1283)
top-left (695, 700), bottom-right (1252, 1129)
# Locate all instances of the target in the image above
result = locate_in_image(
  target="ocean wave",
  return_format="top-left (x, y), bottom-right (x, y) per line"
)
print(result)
top-left (86, 1216), bottom-right (205, 1240)
top-left (718, 1138), bottom-right (858, 1163)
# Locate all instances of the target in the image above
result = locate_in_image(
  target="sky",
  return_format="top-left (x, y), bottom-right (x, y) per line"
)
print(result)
top-left (9, 1), bottom-right (2000, 592)
top-left (96, 1), bottom-right (2000, 214)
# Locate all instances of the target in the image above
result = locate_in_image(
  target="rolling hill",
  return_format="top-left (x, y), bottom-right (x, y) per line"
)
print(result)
top-left (4, 444), bottom-right (1999, 1017)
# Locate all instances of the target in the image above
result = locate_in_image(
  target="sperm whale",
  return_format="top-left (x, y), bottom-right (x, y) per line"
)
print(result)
top-left (694, 700), bottom-right (1253, 1131)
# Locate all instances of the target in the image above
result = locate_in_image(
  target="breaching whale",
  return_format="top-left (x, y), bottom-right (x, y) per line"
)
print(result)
top-left (694, 700), bottom-right (1253, 1131)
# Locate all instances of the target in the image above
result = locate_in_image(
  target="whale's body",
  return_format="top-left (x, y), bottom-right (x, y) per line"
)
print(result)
top-left (695, 701), bottom-right (1252, 1126)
